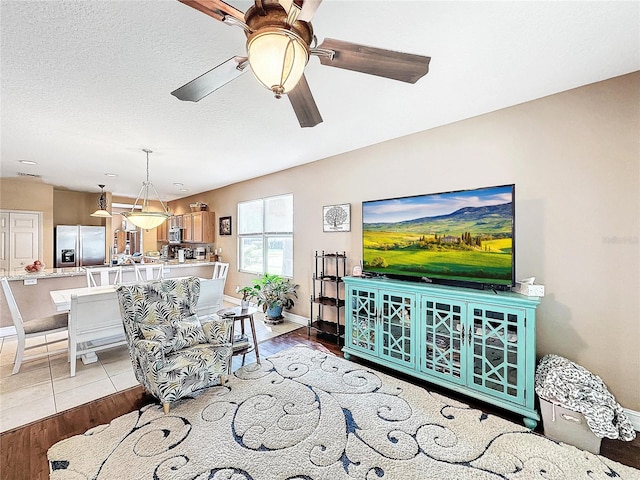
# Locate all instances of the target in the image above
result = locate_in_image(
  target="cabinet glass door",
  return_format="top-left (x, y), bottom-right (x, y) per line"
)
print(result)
top-left (379, 291), bottom-right (415, 368)
top-left (348, 287), bottom-right (377, 354)
top-left (468, 304), bottom-right (525, 404)
top-left (420, 298), bottom-right (466, 385)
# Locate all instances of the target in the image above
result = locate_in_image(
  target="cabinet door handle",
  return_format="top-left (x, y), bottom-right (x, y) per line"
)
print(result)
top-left (467, 325), bottom-right (472, 344)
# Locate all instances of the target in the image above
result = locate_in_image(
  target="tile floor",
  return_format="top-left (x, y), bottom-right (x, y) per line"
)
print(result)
top-left (0, 311), bottom-right (302, 433)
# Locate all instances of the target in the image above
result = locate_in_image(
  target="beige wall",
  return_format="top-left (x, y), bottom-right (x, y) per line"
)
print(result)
top-left (53, 189), bottom-right (109, 227)
top-left (0, 178), bottom-right (55, 265)
top-left (170, 72), bottom-right (640, 410)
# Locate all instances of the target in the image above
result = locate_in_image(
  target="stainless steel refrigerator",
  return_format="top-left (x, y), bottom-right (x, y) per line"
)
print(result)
top-left (55, 225), bottom-right (106, 267)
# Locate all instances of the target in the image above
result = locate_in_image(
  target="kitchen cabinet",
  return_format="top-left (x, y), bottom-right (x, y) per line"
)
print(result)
top-left (170, 215), bottom-right (183, 229)
top-left (343, 276), bottom-right (540, 429)
top-left (183, 214), bottom-right (193, 242)
top-left (156, 220), bottom-right (169, 242)
top-left (182, 211), bottom-right (215, 244)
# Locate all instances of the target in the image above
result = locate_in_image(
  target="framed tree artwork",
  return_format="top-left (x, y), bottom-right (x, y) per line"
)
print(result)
top-left (323, 203), bottom-right (350, 232)
top-left (219, 216), bottom-right (232, 236)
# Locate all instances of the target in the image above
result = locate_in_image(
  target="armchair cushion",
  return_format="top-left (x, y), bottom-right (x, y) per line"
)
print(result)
top-left (128, 278), bottom-right (198, 327)
top-left (199, 314), bottom-right (233, 345)
top-left (139, 314), bottom-right (206, 354)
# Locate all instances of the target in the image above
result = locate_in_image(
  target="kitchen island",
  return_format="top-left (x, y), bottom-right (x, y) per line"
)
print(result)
top-left (0, 261), bottom-right (219, 332)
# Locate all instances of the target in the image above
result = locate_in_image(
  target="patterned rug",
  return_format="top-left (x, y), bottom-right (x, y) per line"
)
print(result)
top-left (48, 346), bottom-right (639, 479)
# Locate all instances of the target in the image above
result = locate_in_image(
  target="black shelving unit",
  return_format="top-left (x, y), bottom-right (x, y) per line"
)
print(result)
top-left (309, 250), bottom-right (346, 344)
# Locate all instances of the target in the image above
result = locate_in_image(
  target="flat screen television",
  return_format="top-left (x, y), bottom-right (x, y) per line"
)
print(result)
top-left (362, 184), bottom-right (515, 290)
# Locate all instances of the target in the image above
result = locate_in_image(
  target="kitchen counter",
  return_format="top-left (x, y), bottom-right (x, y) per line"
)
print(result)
top-left (1, 261), bottom-right (220, 329)
top-left (2, 260), bottom-right (217, 281)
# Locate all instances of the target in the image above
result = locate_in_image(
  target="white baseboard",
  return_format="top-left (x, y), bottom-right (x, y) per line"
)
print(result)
top-left (0, 326), bottom-right (16, 338)
top-left (222, 295), bottom-right (306, 326)
top-left (223, 294), bottom-right (240, 306)
top-left (624, 408), bottom-right (640, 432)
top-left (282, 311), bottom-right (307, 326)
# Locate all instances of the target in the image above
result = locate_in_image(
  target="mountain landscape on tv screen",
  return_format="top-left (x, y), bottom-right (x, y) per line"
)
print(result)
top-left (363, 202), bottom-right (514, 285)
top-left (364, 203), bottom-right (513, 236)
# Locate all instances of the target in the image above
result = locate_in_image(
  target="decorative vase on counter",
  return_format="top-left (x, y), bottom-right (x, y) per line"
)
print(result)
top-left (240, 299), bottom-right (250, 311)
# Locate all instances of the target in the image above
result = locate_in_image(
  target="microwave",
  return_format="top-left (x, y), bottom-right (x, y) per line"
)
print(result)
top-left (168, 228), bottom-right (182, 244)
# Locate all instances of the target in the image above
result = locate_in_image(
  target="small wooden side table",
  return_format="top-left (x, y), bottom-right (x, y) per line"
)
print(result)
top-left (217, 306), bottom-right (261, 368)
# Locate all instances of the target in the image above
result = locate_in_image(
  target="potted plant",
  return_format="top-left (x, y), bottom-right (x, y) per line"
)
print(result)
top-left (236, 286), bottom-right (254, 310)
top-left (242, 273), bottom-right (298, 323)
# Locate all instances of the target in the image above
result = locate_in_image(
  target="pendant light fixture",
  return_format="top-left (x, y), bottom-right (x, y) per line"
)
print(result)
top-left (90, 184), bottom-right (112, 218)
top-left (121, 149), bottom-right (170, 230)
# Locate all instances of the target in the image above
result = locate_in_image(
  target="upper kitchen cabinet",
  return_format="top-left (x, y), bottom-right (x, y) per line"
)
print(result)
top-left (183, 211), bottom-right (215, 244)
top-left (170, 215), bottom-right (183, 229)
top-left (183, 213), bottom-right (193, 242)
top-left (156, 219), bottom-right (169, 242)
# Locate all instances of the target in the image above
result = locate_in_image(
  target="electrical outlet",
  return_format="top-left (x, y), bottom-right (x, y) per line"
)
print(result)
top-left (24, 278), bottom-right (37, 285)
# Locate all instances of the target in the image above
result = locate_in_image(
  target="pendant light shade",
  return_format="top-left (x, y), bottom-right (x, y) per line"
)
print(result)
top-left (121, 149), bottom-right (170, 230)
top-left (90, 184), bottom-right (112, 218)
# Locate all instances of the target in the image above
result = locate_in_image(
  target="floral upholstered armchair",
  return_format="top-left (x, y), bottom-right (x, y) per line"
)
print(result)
top-left (116, 277), bottom-right (233, 413)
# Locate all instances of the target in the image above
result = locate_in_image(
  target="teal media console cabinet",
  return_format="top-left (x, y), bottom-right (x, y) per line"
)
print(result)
top-left (342, 276), bottom-right (541, 428)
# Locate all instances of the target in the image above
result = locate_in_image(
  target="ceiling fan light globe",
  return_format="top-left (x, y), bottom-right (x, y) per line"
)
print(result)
top-left (247, 28), bottom-right (309, 96)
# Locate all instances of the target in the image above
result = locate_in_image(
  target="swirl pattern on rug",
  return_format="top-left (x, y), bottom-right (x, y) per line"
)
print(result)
top-left (48, 346), bottom-right (639, 479)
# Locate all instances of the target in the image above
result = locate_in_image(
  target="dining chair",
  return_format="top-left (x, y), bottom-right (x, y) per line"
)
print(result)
top-left (211, 262), bottom-right (229, 280)
top-left (196, 278), bottom-right (226, 315)
top-left (1, 277), bottom-right (69, 374)
top-left (134, 263), bottom-right (164, 282)
top-left (69, 290), bottom-right (126, 376)
top-left (86, 266), bottom-right (122, 287)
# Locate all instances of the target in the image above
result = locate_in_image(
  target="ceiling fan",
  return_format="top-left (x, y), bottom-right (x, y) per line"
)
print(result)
top-left (171, 0), bottom-right (431, 128)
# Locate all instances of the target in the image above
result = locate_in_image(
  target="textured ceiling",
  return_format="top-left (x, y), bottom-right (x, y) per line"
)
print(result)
top-left (1, 1), bottom-right (639, 201)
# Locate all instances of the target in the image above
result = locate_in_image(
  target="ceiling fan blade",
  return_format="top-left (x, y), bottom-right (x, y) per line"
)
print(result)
top-left (171, 56), bottom-right (249, 102)
top-left (178, 0), bottom-right (245, 23)
top-left (315, 38), bottom-right (430, 84)
top-left (279, 0), bottom-right (323, 22)
top-left (287, 74), bottom-right (323, 128)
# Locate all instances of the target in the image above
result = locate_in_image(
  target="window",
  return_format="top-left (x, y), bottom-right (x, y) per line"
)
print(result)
top-left (238, 194), bottom-right (293, 277)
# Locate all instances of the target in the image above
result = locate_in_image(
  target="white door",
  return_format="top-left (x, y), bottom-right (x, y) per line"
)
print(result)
top-left (5, 212), bottom-right (40, 271)
top-left (0, 212), bottom-right (8, 272)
